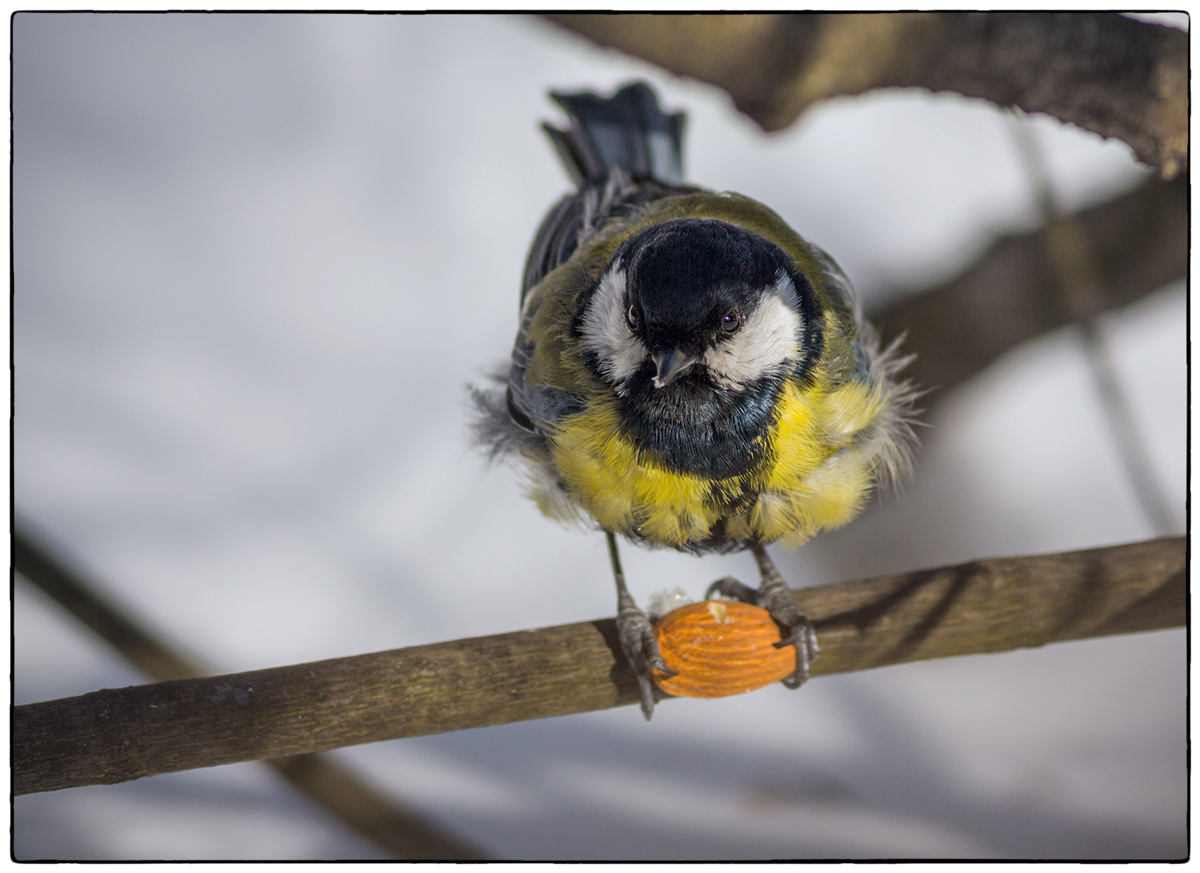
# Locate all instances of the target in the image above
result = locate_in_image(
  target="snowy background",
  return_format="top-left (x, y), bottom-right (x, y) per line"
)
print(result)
top-left (13, 13), bottom-right (1187, 860)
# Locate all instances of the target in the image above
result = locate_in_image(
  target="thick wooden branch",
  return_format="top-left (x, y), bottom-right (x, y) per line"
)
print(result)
top-left (14, 528), bottom-right (485, 860)
top-left (14, 536), bottom-right (1184, 796)
top-left (871, 173), bottom-right (1187, 405)
top-left (545, 13), bottom-right (1187, 176)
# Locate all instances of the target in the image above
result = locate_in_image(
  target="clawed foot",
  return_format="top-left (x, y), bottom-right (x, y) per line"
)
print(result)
top-left (705, 544), bottom-right (820, 689)
top-left (604, 531), bottom-right (815, 719)
top-left (606, 531), bottom-right (676, 720)
top-left (616, 600), bottom-right (676, 720)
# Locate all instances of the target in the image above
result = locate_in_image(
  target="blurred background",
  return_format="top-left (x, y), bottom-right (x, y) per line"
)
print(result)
top-left (13, 13), bottom-right (1187, 860)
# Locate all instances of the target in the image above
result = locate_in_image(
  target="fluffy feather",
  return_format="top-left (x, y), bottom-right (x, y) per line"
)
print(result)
top-left (471, 83), bottom-right (917, 555)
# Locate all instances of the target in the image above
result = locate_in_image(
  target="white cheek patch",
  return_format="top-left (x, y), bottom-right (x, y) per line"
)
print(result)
top-left (579, 266), bottom-right (647, 388)
top-left (703, 275), bottom-right (804, 389)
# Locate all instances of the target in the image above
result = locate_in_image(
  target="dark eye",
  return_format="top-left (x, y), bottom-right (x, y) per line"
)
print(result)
top-left (720, 309), bottom-right (741, 333)
top-left (625, 303), bottom-right (640, 331)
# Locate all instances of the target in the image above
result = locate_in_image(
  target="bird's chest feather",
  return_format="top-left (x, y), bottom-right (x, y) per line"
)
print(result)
top-left (546, 379), bottom-right (849, 548)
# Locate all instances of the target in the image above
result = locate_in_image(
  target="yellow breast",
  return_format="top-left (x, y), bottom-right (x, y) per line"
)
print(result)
top-left (546, 377), bottom-right (886, 549)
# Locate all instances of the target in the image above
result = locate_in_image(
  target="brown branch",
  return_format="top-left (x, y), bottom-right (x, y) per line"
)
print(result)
top-left (13, 527), bottom-right (485, 860)
top-left (870, 173), bottom-right (1187, 406)
top-left (14, 536), bottom-right (1184, 797)
top-left (545, 13), bottom-right (1187, 176)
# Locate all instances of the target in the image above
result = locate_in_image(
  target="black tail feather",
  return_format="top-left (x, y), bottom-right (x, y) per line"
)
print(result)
top-left (544, 82), bottom-right (686, 187)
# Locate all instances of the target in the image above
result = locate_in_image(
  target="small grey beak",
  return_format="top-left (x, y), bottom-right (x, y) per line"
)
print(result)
top-left (651, 348), bottom-right (698, 389)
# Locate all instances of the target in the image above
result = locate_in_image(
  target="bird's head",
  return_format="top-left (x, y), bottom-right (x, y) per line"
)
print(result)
top-left (580, 218), bottom-right (816, 397)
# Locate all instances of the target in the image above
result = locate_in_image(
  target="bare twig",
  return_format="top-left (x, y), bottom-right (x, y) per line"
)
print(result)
top-left (870, 174), bottom-right (1187, 406)
top-left (1008, 115), bottom-right (1178, 535)
top-left (13, 527), bottom-right (485, 860)
top-left (545, 12), bottom-right (1187, 176)
top-left (14, 536), bottom-right (1184, 796)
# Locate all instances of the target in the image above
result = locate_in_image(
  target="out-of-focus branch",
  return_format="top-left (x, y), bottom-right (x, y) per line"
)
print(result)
top-left (545, 13), bottom-right (1187, 176)
top-left (13, 526), bottom-right (485, 861)
top-left (14, 536), bottom-right (1184, 796)
top-left (870, 173), bottom-right (1187, 405)
top-left (1009, 115), bottom-right (1178, 535)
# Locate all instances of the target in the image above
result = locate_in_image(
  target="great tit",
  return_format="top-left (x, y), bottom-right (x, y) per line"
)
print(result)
top-left (474, 82), bottom-right (917, 718)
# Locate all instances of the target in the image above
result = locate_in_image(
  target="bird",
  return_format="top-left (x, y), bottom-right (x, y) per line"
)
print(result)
top-left (473, 81), bottom-right (917, 719)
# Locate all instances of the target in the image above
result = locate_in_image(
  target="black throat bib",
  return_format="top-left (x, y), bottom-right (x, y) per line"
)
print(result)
top-left (615, 369), bottom-right (782, 479)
